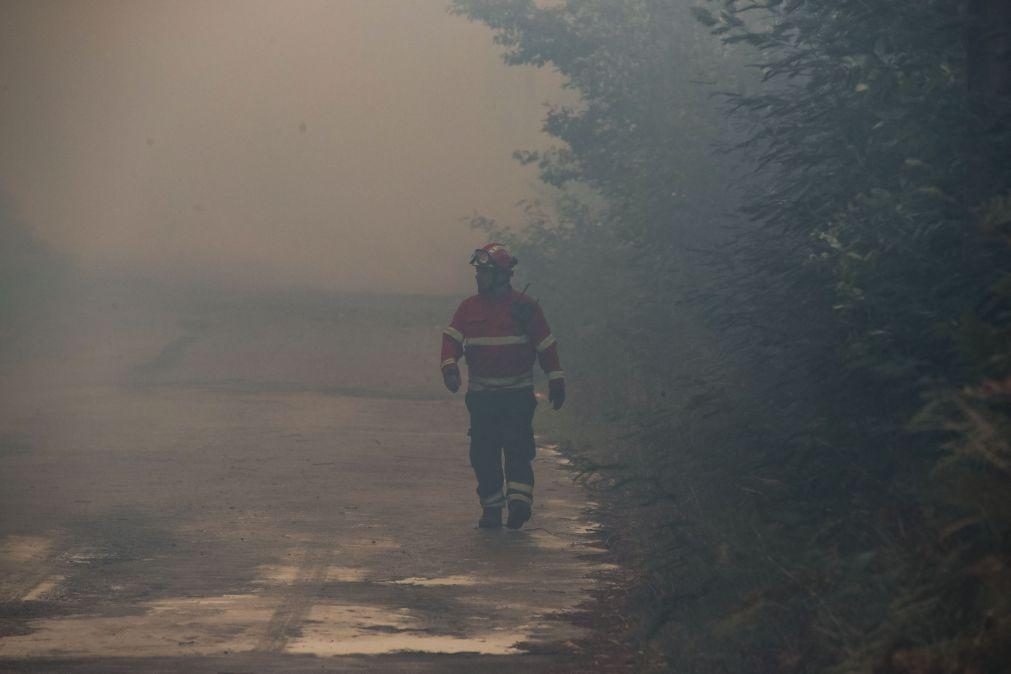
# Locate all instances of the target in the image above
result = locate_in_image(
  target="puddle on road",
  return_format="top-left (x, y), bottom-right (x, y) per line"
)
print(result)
top-left (149, 594), bottom-right (266, 613)
top-left (290, 632), bottom-right (522, 656)
top-left (0, 592), bottom-right (526, 659)
top-left (527, 529), bottom-right (584, 552)
top-left (0, 535), bottom-right (53, 563)
top-left (65, 549), bottom-right (116, 565)
top-left (0, 594), bottom-right (272, 658)
top-left (254, 564), bottom-right (301, 584)
top-left (569, 522), bottom-right (602, 535)
top-left (288, 603), bottom-right (521, 656)
top-left (538, 444), bottom-right (571, 467)
top-left (326, 566), bottom-right (368, 583)
top-left (389, 575), bottom-right (478, 587)
top-left (22, 576), bottom-right (63, 601)
top-left (255, 563), bottom-right (367, 585)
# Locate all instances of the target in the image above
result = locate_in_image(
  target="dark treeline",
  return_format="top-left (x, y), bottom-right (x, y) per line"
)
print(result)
top-left (452, 1), bottom-right (1011, 672)
top-left (0, 195), bottom-right (72, 353)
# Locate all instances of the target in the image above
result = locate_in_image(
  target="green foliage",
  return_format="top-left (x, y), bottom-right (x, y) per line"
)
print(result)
top-left (709, 0), bottom-right (1010, 390)
top-left (454, 0), bottom-right (1011, 672)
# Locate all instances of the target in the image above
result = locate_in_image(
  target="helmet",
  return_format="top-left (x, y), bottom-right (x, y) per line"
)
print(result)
top-left (469, 243), bottom-right (517, 271)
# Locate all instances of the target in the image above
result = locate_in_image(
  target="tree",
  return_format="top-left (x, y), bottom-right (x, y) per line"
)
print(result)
top-left (454, 1), bottom-right (1011, 671)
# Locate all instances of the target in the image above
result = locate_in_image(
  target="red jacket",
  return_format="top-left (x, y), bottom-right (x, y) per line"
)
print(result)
top-left (441, 288), bottom-right (563, 392)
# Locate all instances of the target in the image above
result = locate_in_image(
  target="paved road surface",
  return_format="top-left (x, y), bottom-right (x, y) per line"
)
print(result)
top-left (0, 283), bottom-right (610, 672)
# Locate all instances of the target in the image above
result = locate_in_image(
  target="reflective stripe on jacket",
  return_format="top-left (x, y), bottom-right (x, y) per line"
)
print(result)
top-left (440, 288), bottom-right (563, 391)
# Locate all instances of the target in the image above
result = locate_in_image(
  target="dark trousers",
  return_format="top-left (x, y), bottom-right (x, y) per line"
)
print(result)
top-left (465, 388), bottom-right (537, 508)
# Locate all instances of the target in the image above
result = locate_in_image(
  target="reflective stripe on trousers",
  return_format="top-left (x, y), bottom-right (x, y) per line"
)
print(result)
top-left (506, 480), bottom-right (533, 504)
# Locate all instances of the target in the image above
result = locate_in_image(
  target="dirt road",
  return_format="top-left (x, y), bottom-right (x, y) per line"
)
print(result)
top-left (0, 281), bottom-right (612, 672)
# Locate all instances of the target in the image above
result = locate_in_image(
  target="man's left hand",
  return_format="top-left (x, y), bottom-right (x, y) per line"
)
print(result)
top-left (548, 379), bottom-right (565, 411)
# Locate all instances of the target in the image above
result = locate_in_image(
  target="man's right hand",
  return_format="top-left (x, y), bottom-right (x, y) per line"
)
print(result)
top-left (443, 366), bottom-right (461, 393)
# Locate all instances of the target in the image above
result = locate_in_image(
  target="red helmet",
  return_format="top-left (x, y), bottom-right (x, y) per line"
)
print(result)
top-left (469, 242), bottom-right (517, 271)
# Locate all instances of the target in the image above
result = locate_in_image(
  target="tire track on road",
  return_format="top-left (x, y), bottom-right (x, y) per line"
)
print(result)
top-left (255, 546), bottom-right (333, 653)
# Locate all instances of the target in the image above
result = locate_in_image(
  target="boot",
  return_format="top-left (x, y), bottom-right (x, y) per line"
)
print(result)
top-left (506, 500), bottom-right (531, 530)
top-left (478, 506), bottom-right (502, 529)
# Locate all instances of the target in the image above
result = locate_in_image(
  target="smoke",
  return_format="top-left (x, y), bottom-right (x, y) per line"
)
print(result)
top-left (0, 0), bottom-right (567, 295)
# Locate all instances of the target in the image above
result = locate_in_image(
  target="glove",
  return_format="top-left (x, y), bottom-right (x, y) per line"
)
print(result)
top-left (548, 379), bottom-right (565, 410)
top-left (443, 365), bottom-right (461, 393)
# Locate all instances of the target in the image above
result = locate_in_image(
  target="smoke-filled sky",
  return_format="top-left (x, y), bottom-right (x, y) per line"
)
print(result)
top-left (0, 0), bottom-right (567, 294)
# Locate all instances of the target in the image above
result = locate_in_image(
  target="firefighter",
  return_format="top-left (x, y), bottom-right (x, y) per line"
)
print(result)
top-left (440, 243), bottom-right (565, 529)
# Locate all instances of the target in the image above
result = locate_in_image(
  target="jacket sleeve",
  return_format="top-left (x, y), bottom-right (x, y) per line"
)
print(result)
top-left (440, 303), bottom-right (466, 371)
top-left (526, 303), bottom-right (564, 381)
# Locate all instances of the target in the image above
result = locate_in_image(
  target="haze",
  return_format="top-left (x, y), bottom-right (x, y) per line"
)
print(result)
top-left (0, 0), bottom-right (565, 294)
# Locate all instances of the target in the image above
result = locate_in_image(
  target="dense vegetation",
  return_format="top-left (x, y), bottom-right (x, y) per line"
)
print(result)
top-left (451, 1), bottom-right (1011, 672)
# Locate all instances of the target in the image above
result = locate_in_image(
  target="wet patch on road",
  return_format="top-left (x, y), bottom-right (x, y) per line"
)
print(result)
top-left (0, 594), bottom-right (273, 658)
top-left (0, 535), bottom-right (53, 564)
top-left (389, 575), bottom-right (479, 587)
top-left (0, 386), bottom-right (617, 670)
